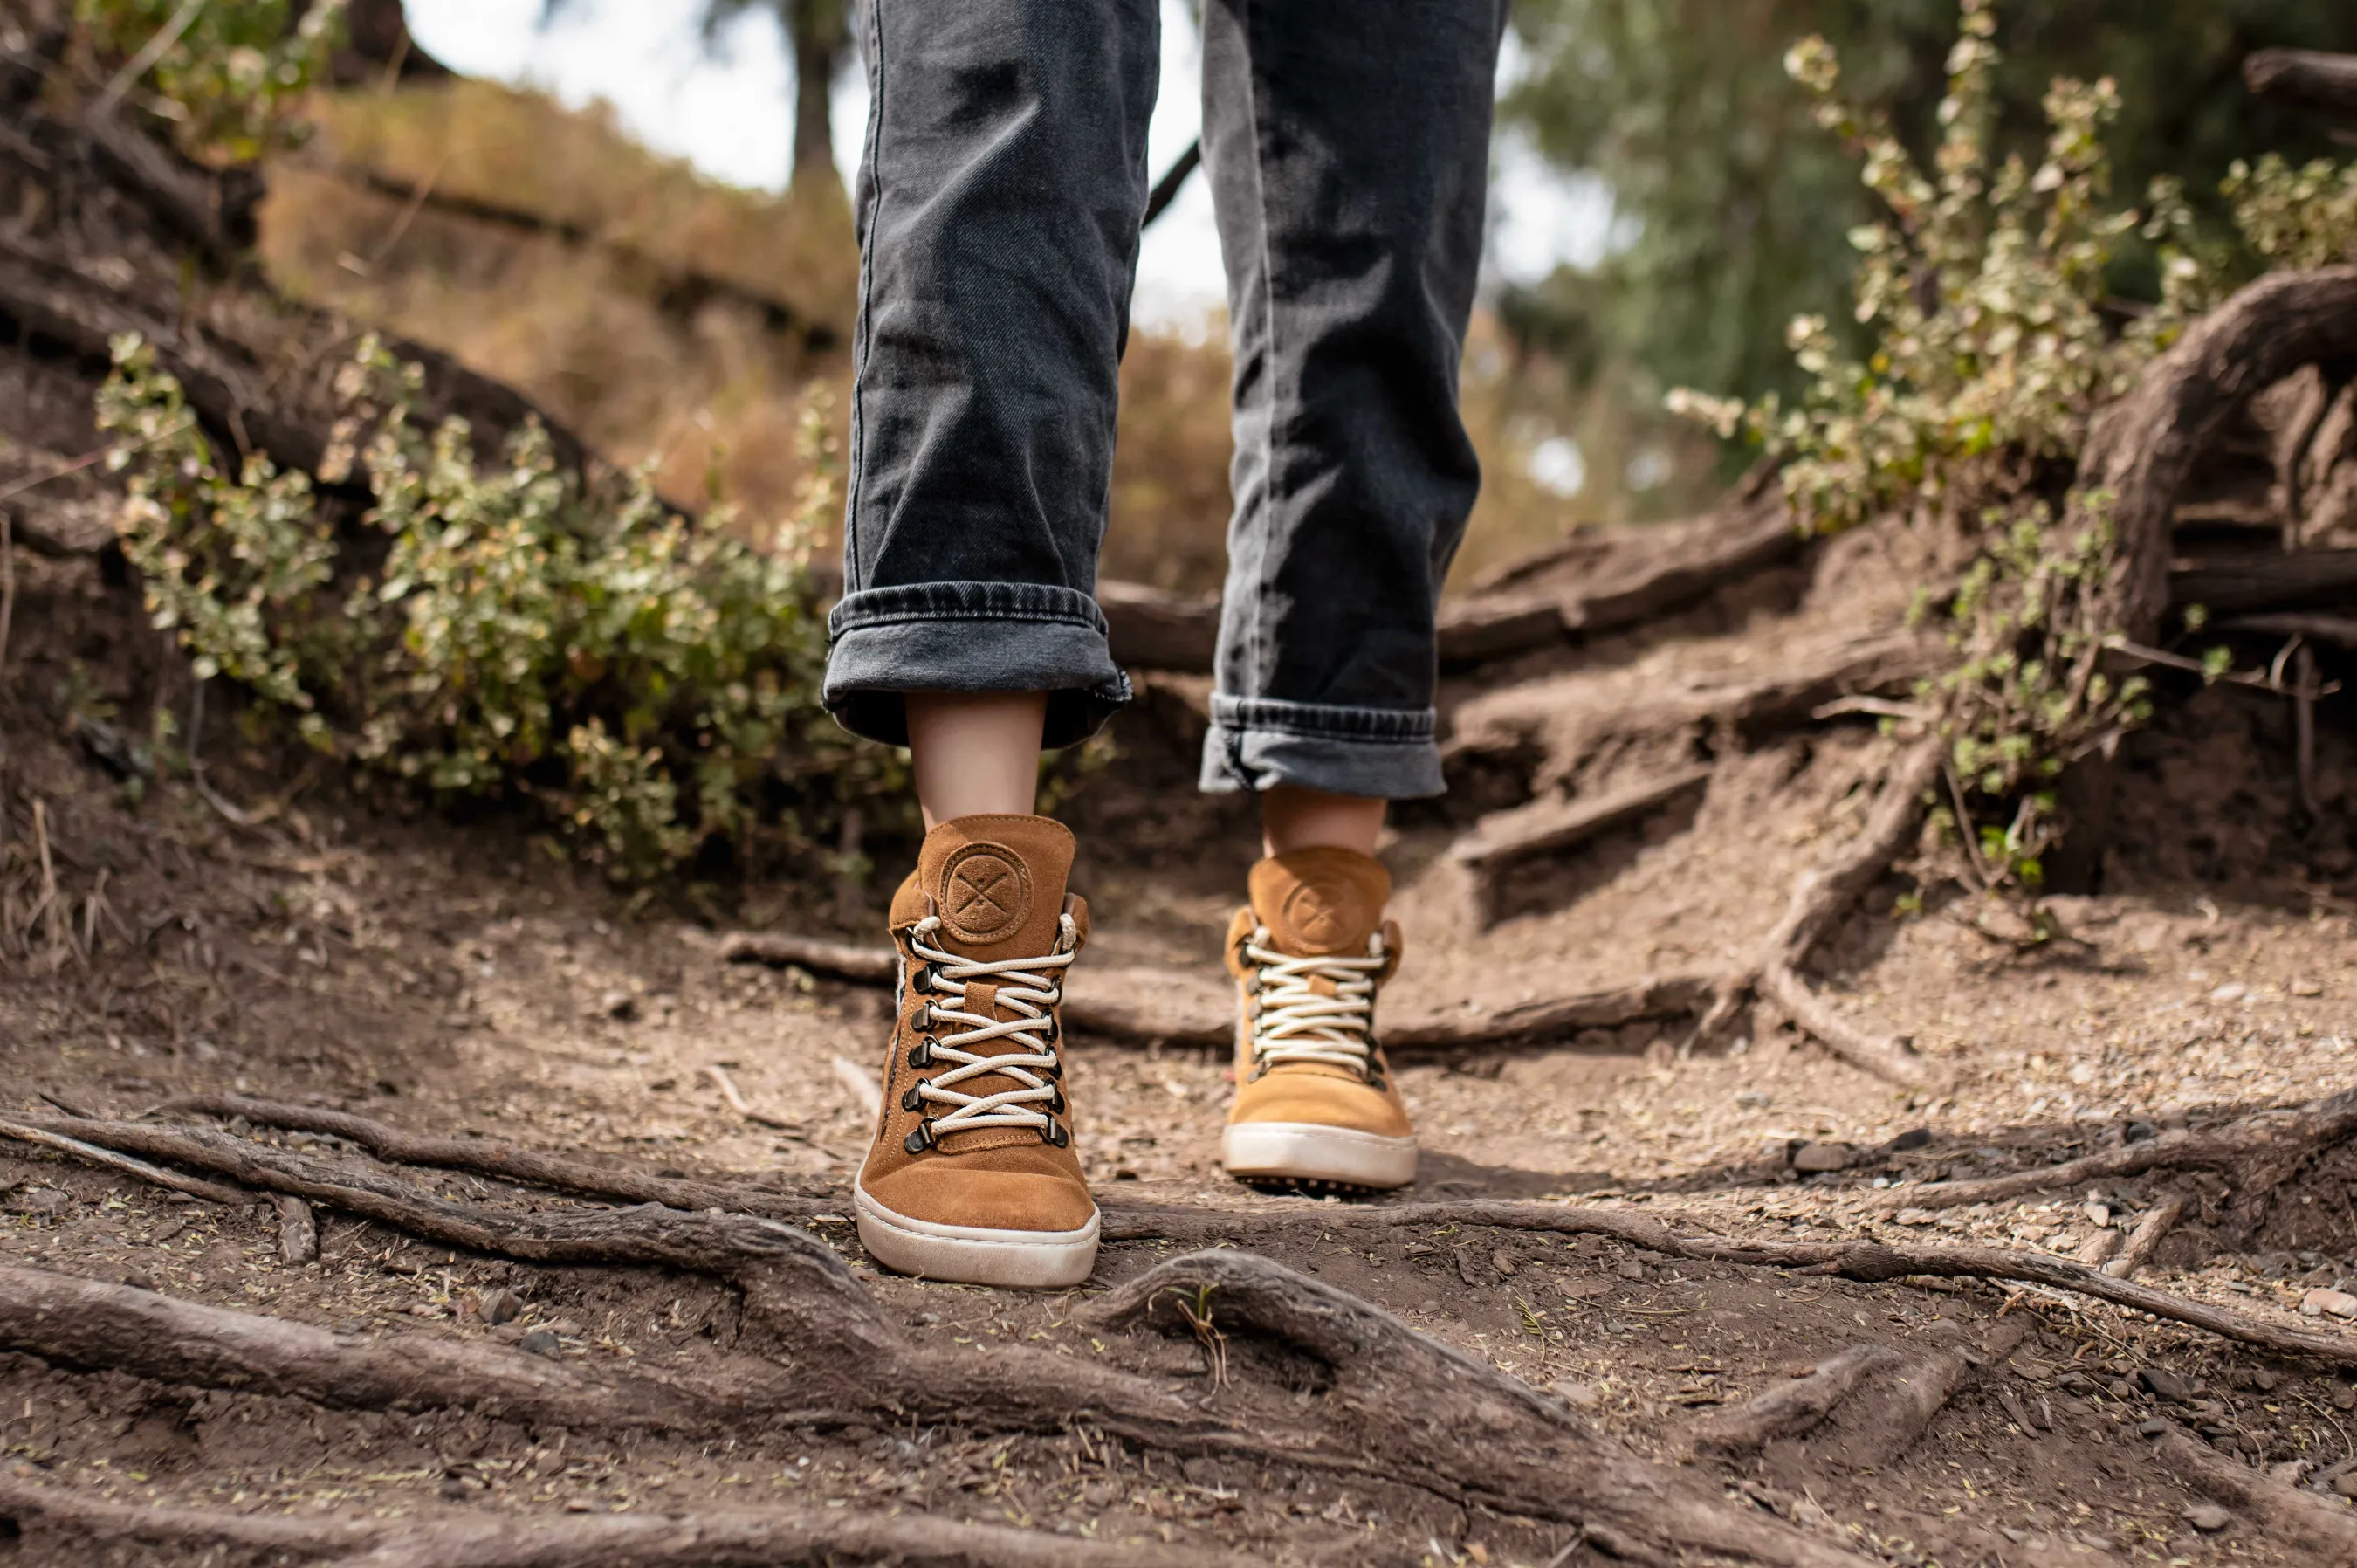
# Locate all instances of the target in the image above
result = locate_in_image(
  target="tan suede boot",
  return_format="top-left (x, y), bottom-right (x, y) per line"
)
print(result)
top-left (852, 815), bottom-right (1098, 1288)
top-left (1220, 846), bottom-right (1417, 1189)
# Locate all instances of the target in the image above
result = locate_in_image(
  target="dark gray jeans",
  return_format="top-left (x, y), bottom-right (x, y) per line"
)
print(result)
top-left (823, 0), bottom-right (1505, 800)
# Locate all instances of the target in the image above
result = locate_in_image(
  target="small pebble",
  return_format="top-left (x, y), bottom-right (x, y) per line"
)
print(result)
top-left (2139, 1368), bottom-right (2192, 1403)
top-left (517, 1328), bottom-right (563, 1358)
top-left (1491, 1249), bottom-right (1520, 1278)
top-left (1616, 1260), bottom-right (1646, 1282)
top-left (1549, 1379), bottom-right (1603, 1411)
top-left (2300, 1288), bottom-right (2357, 1318)
top-left (2186, 1503), bottom-right (2231, 1533)
top-left (2136, 1417), bottom-right (2170, 1437)
top-left (2208, 982), bottom-right (2246, 1004)
top-left (1735, 1090), bottom-right (1772, 1110)
top-left (1791, 1142), bottom-right (1851, 1174)
top-left (476, 1287), bottom-right (523, 1325)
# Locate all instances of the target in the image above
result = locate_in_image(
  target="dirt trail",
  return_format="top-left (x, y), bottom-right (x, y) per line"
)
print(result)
top-left (3, 451), bottom-right (2357, 1565)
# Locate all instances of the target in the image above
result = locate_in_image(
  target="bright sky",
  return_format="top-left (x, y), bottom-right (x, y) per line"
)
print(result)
top-left (406, 0), bottom-right (1612, 332)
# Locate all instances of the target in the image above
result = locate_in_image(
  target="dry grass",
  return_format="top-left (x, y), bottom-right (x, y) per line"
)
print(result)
top-left (261, 79), bottom-right (1705, 599)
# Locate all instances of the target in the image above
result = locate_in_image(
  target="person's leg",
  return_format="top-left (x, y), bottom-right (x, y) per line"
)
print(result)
top-left (906, 691), bottom-right (1046, 828)
top-left (822, 0), bottom-right (1158, 753)
top-left (1202, 0), bottom-right (1506, 1191)
top-left (1260, 785), bottom-right (1384, 859)
top-left (831, 0), bottom-right (1159, 1289)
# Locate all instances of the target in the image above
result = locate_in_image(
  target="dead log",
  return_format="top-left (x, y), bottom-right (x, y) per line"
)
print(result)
top-left (0, 1475), bottom-right (1213, 1568)
top-left (2152, 1427), bottom-right (2357, 1567)
top-left (2245, 48), bottom-right (2357, 121)
top-left (2084, 268), bottom-right (2357, 646)
top-left (0, 1116), bottom-right (247, 1204)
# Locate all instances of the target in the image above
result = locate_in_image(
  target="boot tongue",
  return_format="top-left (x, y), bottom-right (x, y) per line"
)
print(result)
top-left (915, 815), bottom-right (1076, 959)
top-left (1247, 847), bottom-right (1391, 958)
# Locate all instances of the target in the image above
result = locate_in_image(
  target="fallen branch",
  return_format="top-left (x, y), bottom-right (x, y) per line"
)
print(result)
top-left (0, 1475), bottom-right (1217, 1568)
top-left (1681, 1322), bottom-right (2031, 1468)
top-left (274, 1193), bottom-right (318, 1266)
top-left (2152, 1426), bottom-right (2357, 1567)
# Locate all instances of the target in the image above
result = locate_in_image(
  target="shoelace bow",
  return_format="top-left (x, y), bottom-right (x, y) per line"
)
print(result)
top-left (1244, 926), bottom-right (1387, 1078)
top-left (899, 912), bottom-right (1078, 1148)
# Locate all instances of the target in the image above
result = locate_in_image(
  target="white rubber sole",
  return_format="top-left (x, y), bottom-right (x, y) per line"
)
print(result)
top-left (1221, 1121), bottom-right (1418, 1189)
top-left (852, 1183), bottom-right (1099, 1289)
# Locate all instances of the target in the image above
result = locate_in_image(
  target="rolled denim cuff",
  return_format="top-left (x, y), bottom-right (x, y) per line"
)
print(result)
top-left (824, 581), bottom-right (1133, 749)
top-left (1198, 694), bottom-right (1445, 800)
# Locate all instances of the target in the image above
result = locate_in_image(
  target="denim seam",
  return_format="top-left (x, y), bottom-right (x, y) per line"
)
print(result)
top-left (1240, 0), bottom-right (1277, 705)
top-left (1211, 699), bottom-right (1434, 743)
top-left (842, 0), bottom-right (888, 592)
top-left (832, 609), bottom-right (1109, 631)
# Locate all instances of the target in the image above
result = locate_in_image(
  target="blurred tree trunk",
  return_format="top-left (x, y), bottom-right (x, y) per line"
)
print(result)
top-left (288, 0), bottom-right (452, 84)
top-left (789, 0), bottom-right (848, 187)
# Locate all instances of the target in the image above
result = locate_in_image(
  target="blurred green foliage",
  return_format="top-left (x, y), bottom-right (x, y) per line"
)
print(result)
top-left (1502, 0), bottom-right (2357, 407)
top-left (100, 335), bottom-right (909, 883)
top-left (75, 0), bottom-right (340, 160)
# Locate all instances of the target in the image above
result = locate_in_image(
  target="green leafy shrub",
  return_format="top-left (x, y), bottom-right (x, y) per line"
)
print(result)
top-left (76, 0), bottom-right (340, 161)
top-left (2225, 154), bottom-right (2357, 271)
top-left (1667, 0), bottom-right (2246, 887)
top-left (100, 334), bottom-right (907, 882)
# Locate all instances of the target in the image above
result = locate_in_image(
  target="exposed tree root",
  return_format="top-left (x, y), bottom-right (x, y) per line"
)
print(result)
top-left (1448, 765), bottom-right (1714, 923)
top-left (0, 1255), bottom-right (1866, 1568)
top-left (2152, 1427), bottom-right (2357, 1568)
top-left (1088, 1251), bottom-right (1873, 1568)
top-left (1673, 1323), bottom-right (2031, 1468)
top-left (0, 1115), bottom-right (246, 1204)
top-left (30, 1102), bottom-right (2357, 1371)
top-left (2103, 1186), bottom-right (2195, 1280)
top-left (1094, 478), bottom-right (1806, 676)
top-left (1696, 739), bottom-right (1945, 1087)
top-left (0, 1475), bottom-right (1219, 1568)
top-left (713, 929), bottom-right (1713, 1054)
top-left (2083, 266), bottom-right (2357, 644)
top-left (157, 1092), bottom-right (835, 1220)
top-left (1872, 1090), bottom-right (2357, 1242)
top-left (2245, 48), bottom-right (2357, 120)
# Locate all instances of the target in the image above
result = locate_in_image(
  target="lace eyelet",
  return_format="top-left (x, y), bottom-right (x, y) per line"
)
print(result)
top-left (1039, 1118), bottom-right (1069, 1148)
top-left (1048, 1085), bottom-right (1067, 1114)
top-left (911, 963), bottom-right (935, 994)
top-left (904, 1121), bottom-right (937, 1154)
top-left (907, 1035), bottom-right (938, 1068)
top-left (913, 1002), bottom-right (934, 1030)
top-left (900, 1084), bottom-right (924, 1111)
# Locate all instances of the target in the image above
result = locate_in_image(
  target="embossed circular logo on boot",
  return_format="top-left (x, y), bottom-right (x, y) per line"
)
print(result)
top-left (1280, 877), bottom-right (1366, 953)
top-left (939, 843), bottom-right (1031, 944)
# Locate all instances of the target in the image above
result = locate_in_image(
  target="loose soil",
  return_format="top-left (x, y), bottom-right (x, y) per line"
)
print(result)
top-left (4, 442), bottom-right (2357, 1568)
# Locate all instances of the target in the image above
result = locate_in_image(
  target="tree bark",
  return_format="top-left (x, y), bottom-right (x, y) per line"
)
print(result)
top-left (789, 0), bottom-right (849, 187)
top-left (2081, 267), bottom-right (2357, 645)
top-left (2244, 49), bottom-right (2357, 121)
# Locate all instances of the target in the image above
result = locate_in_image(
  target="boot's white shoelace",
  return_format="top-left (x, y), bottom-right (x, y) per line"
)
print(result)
top-left (901, 912), bottom-right (1077, 1144)
top-left (1243, 926), bottom-right (1387, 1076)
